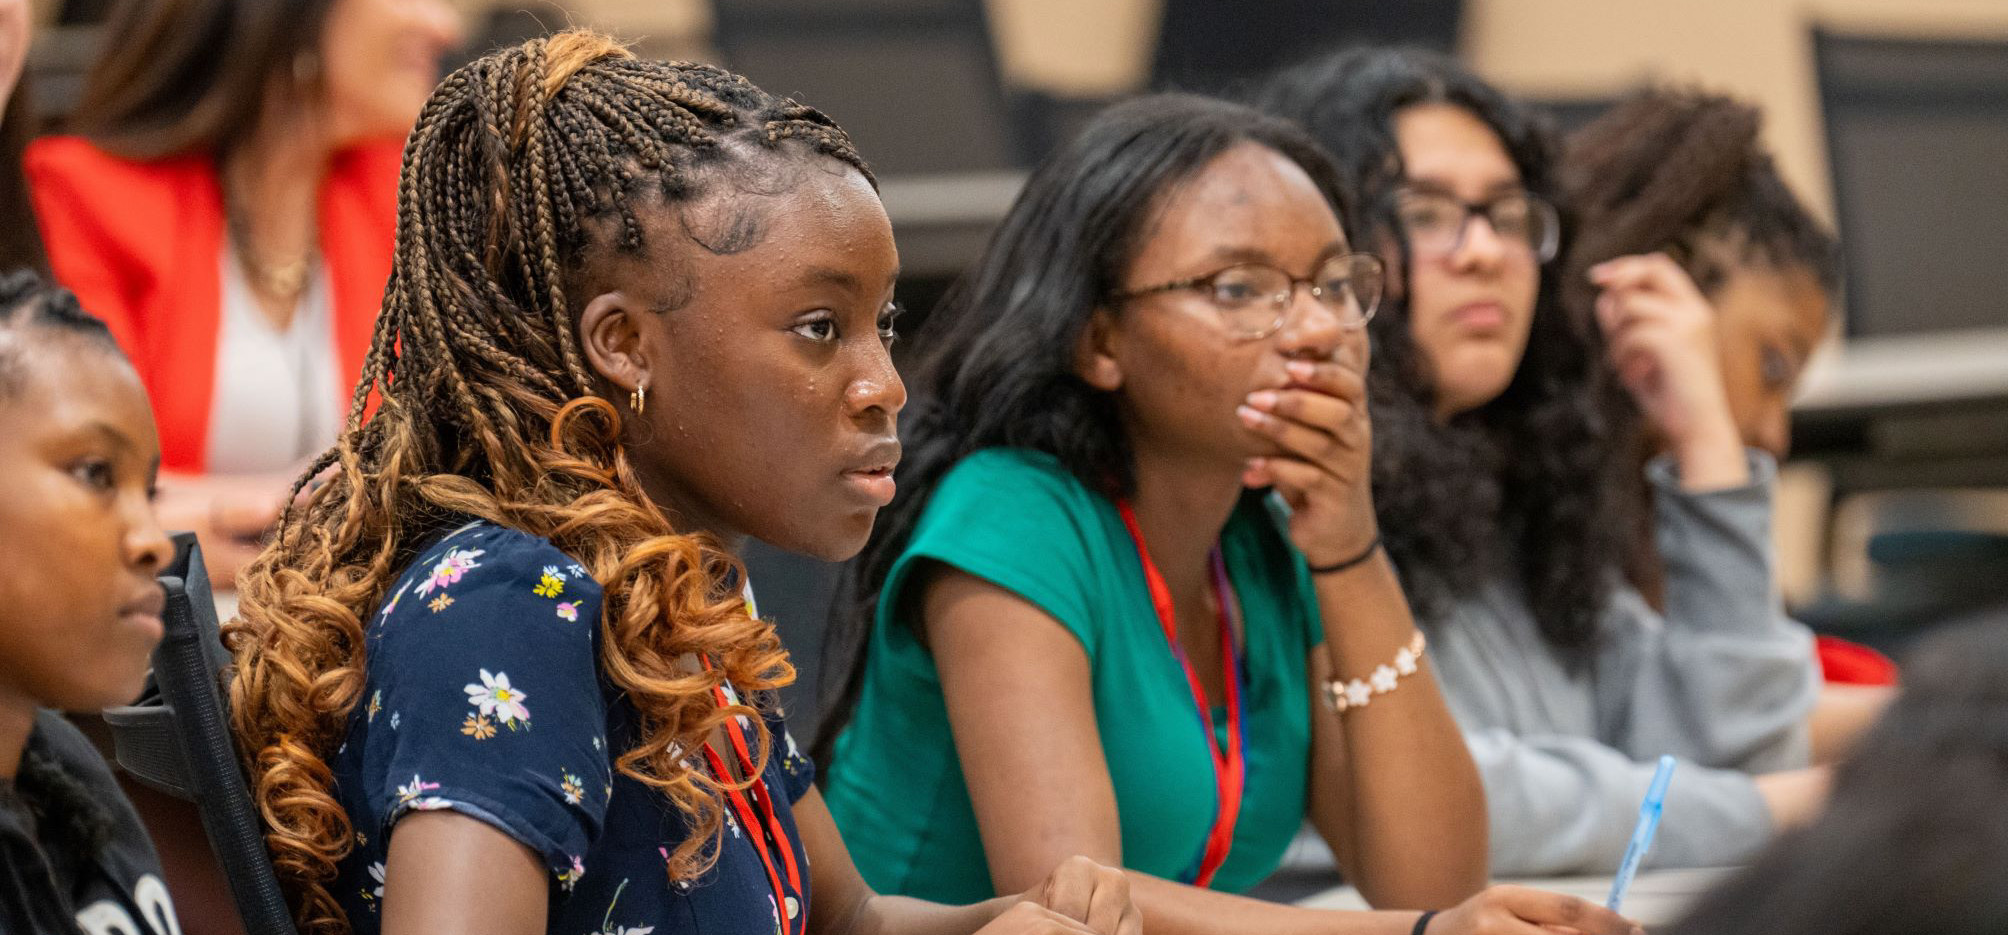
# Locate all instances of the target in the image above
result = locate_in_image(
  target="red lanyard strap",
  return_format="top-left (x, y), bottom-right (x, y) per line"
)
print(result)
top-left (701, 663), bottom-right (804, 935)
top-left (1117, 501), bottom-right (1247, 888)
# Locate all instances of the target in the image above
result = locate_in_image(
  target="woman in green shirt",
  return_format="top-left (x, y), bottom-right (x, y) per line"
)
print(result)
top-left (818, 95), bottom-right (1639, 935)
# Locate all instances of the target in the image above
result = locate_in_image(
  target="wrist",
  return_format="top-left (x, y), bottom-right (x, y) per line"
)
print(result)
top-left (1672, 419), bottom-right (1749, 491)
top-left (1305, 534), bottom-right (1382, 576)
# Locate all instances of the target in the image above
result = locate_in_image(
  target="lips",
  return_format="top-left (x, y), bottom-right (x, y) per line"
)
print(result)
top-left (120, 582), bottom-right (167, 639)
top-left (841, 438), bottom-right (902, 506)
top-left (1448, 301), bottom-right (1508, 331)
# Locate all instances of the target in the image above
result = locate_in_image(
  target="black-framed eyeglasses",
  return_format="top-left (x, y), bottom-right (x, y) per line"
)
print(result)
top-left (1107, 252), bottom-right (1384, 341)
top-left (1393, 188), bottom-right (1560, 262)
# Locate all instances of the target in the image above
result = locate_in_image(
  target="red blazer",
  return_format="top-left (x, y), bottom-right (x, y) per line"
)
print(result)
top-left (25, 135), bottom-right (403, 473)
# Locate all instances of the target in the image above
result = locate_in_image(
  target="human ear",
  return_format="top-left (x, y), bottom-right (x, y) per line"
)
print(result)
top-left (1073, 306), bottom-right (1125, 392)
top-left (578, 291), bottom-right (657, 395)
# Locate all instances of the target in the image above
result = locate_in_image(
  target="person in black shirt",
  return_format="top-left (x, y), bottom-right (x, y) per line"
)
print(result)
top-left (0, 268), bottom-right (179, 934)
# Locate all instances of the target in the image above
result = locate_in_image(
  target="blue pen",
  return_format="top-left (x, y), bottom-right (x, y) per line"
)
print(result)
top-left (1607, 755), bottom-right (1676, 912)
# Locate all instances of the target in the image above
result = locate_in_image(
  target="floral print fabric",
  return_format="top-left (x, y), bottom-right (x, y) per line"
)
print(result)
top-left (332, 522), bottom-right (815, 935)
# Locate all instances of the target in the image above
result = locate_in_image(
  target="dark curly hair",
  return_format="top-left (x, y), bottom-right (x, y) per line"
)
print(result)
top-left (1562, 88), bottom-right (1840, 605)
top-left (813, 93), bottom-right (1352, 767)
top-left (1252, 48), bottom-right (1620, 658)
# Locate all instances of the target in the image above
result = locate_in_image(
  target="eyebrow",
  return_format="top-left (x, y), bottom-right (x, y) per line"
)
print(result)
top-left (795, 265), bottom-right (902, 294)
top-left (82, 420), bottom-right (138, 454)
top-left (1402, 177), bottom-right (1527, 199)
top-left (1202, 242), bottom-right (1351, 269)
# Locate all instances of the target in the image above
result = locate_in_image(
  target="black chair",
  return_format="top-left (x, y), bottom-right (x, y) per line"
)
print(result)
top-left (102, 534), bottom-right (299, 935)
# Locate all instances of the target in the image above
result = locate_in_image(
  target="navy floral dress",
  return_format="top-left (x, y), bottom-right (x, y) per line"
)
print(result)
top-left (331, 521), bottom-right (815, 935)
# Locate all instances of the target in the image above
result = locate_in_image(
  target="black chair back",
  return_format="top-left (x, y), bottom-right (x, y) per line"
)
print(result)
top-left (102, 534), bottom-right (299, 935)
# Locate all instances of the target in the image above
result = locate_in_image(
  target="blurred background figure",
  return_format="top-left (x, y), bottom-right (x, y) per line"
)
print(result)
top-left (23, 0), bottom-right (462, 590)
top-left (1665, 608), bottom-right (2008, 935)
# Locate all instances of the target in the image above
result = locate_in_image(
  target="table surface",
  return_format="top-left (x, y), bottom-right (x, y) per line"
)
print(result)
top-left (1294, 867), bottom-right (1736, 929)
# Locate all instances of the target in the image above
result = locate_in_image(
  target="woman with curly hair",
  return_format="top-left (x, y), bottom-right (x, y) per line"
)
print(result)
top-left (0, 269), bottom-right (178, 933)
top-left (1255, 49), bottom-right (1828, 875)
top-left (225, 30), bottom-right (1135, 935)
top-left (1561, 89), bottom-right (1889, 760)
top-left (818, 93), bottom-right (1641, 935)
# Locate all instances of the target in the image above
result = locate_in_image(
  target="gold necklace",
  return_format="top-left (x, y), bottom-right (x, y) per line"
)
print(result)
top-left (223, 178), bottom-right (316, 302)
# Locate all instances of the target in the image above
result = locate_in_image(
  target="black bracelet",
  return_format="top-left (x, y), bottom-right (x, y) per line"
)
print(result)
top-left (1410, 910), bottom-right (1438, 935)
top-left (1308, 534), bottom-right (1381, 575)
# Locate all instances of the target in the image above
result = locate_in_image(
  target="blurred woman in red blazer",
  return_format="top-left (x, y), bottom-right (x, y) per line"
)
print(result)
top-left (27, 0), bottom-right (461, 588)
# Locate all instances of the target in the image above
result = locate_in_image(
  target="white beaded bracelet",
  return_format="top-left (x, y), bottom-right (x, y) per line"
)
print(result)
top-left (1321, 630), bottom-right (1427, 714)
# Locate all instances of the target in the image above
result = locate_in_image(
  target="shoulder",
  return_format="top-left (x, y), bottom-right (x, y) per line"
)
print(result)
top-left (927, 447), bottom-right (1106, 522)
top-left (892, 449), bottom-right (1119, 649)
top-left (26, 711), bottom-right (162, 869)
top-left (941, 446), bottom-right (1086, 490)
top-left (374, 522), bottom-right (603, 645)
top-left (26, 137), bottom-right (212, 258)
top-left (26, 711), bottom-right (121, 793)
top-left (327, 137), bottom-right (405, 219)
top-left (26, 136), bottom-right (210, 205)
top-left (913, 447), bottom-right (1115, 553)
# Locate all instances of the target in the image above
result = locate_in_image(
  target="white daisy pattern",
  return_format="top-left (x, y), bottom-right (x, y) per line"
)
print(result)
top-left (464, 669), bottom-right (531, 728)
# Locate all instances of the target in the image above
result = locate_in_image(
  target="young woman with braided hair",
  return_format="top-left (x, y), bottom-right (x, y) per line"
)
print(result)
top-left (0, 269), bottom-right (180, 934)
top-left (225, 31), bottom-right (1136, 935)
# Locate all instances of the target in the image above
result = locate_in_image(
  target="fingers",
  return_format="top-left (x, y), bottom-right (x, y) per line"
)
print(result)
top-left (1594, 284), bottom-right (1687, 338)
top-left (1025, 857), bottom-right (1137, 935)
top-left (1116, 904), bottom-right (1143, 935)
top-left (1037, 856), bottom-right (1097, 925)
top-left (1245, 387), bottom-right (1358, 438)
top-left (984, 901), bottom-right (1096, 935)
top-left (1083, 867), bottom-right (1131, 935)
top-left (1242, 456), bottom-right (1325, 506)
top-left (1588, 252), bottom-right (1701, 300)
top-left (1280, 358), bottom-right (1368, 404)
top-left (1497, 887), bottom-right (1640, 935)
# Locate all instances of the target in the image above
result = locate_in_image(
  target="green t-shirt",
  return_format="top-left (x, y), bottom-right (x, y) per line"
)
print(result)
top-left (824, 448), bottom-right (1325, 903)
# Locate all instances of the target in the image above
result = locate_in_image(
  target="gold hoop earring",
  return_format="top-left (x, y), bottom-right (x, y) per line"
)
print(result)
top-left (629, 383), bottom-right (648, 415)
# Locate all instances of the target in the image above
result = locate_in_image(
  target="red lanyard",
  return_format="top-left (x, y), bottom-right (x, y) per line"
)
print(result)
top-left (701, 665), bottom-right (804, 935)
top-left (1117, 500), bottom-right (1248, 888)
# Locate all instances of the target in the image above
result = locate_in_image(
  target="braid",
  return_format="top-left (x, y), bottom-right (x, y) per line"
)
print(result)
top-left (227, 31), bottom-right (872, 935)
top-left (0, 268), bottom-right (123, 398)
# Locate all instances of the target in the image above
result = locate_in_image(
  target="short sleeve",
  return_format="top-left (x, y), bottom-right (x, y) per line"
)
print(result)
top-left (359, 526), bottom-right (611, 881)
top-left (763, 705), bottom-right (817, 803)
top-left (885, 449), bottom-right (1112, 658)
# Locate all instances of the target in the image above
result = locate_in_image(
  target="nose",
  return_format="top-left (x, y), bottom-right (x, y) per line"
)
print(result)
top-left (845, 342), bottom-right (908, 421)
top-left (1449, 214), bottom-right (1509, 272)
top-left (125, 495), bottom-right (175, 576)
top-left (1275, 281), bottom-right (1344, 360)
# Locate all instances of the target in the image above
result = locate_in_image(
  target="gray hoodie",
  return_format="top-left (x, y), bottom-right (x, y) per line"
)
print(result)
top-left (1421, 451), bottom-right (1818, 875)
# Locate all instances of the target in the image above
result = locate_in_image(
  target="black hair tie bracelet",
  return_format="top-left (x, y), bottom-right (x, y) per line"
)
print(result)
top-left (1308, 534), bottom-right (1382, 576)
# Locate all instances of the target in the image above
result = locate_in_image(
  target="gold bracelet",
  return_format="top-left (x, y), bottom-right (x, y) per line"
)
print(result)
top-left (1321, 630), bottom-right (1427, 714)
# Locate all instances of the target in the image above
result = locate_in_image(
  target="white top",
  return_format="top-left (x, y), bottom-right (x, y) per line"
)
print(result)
top-left (206, 243), bottom-right (342, 474)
